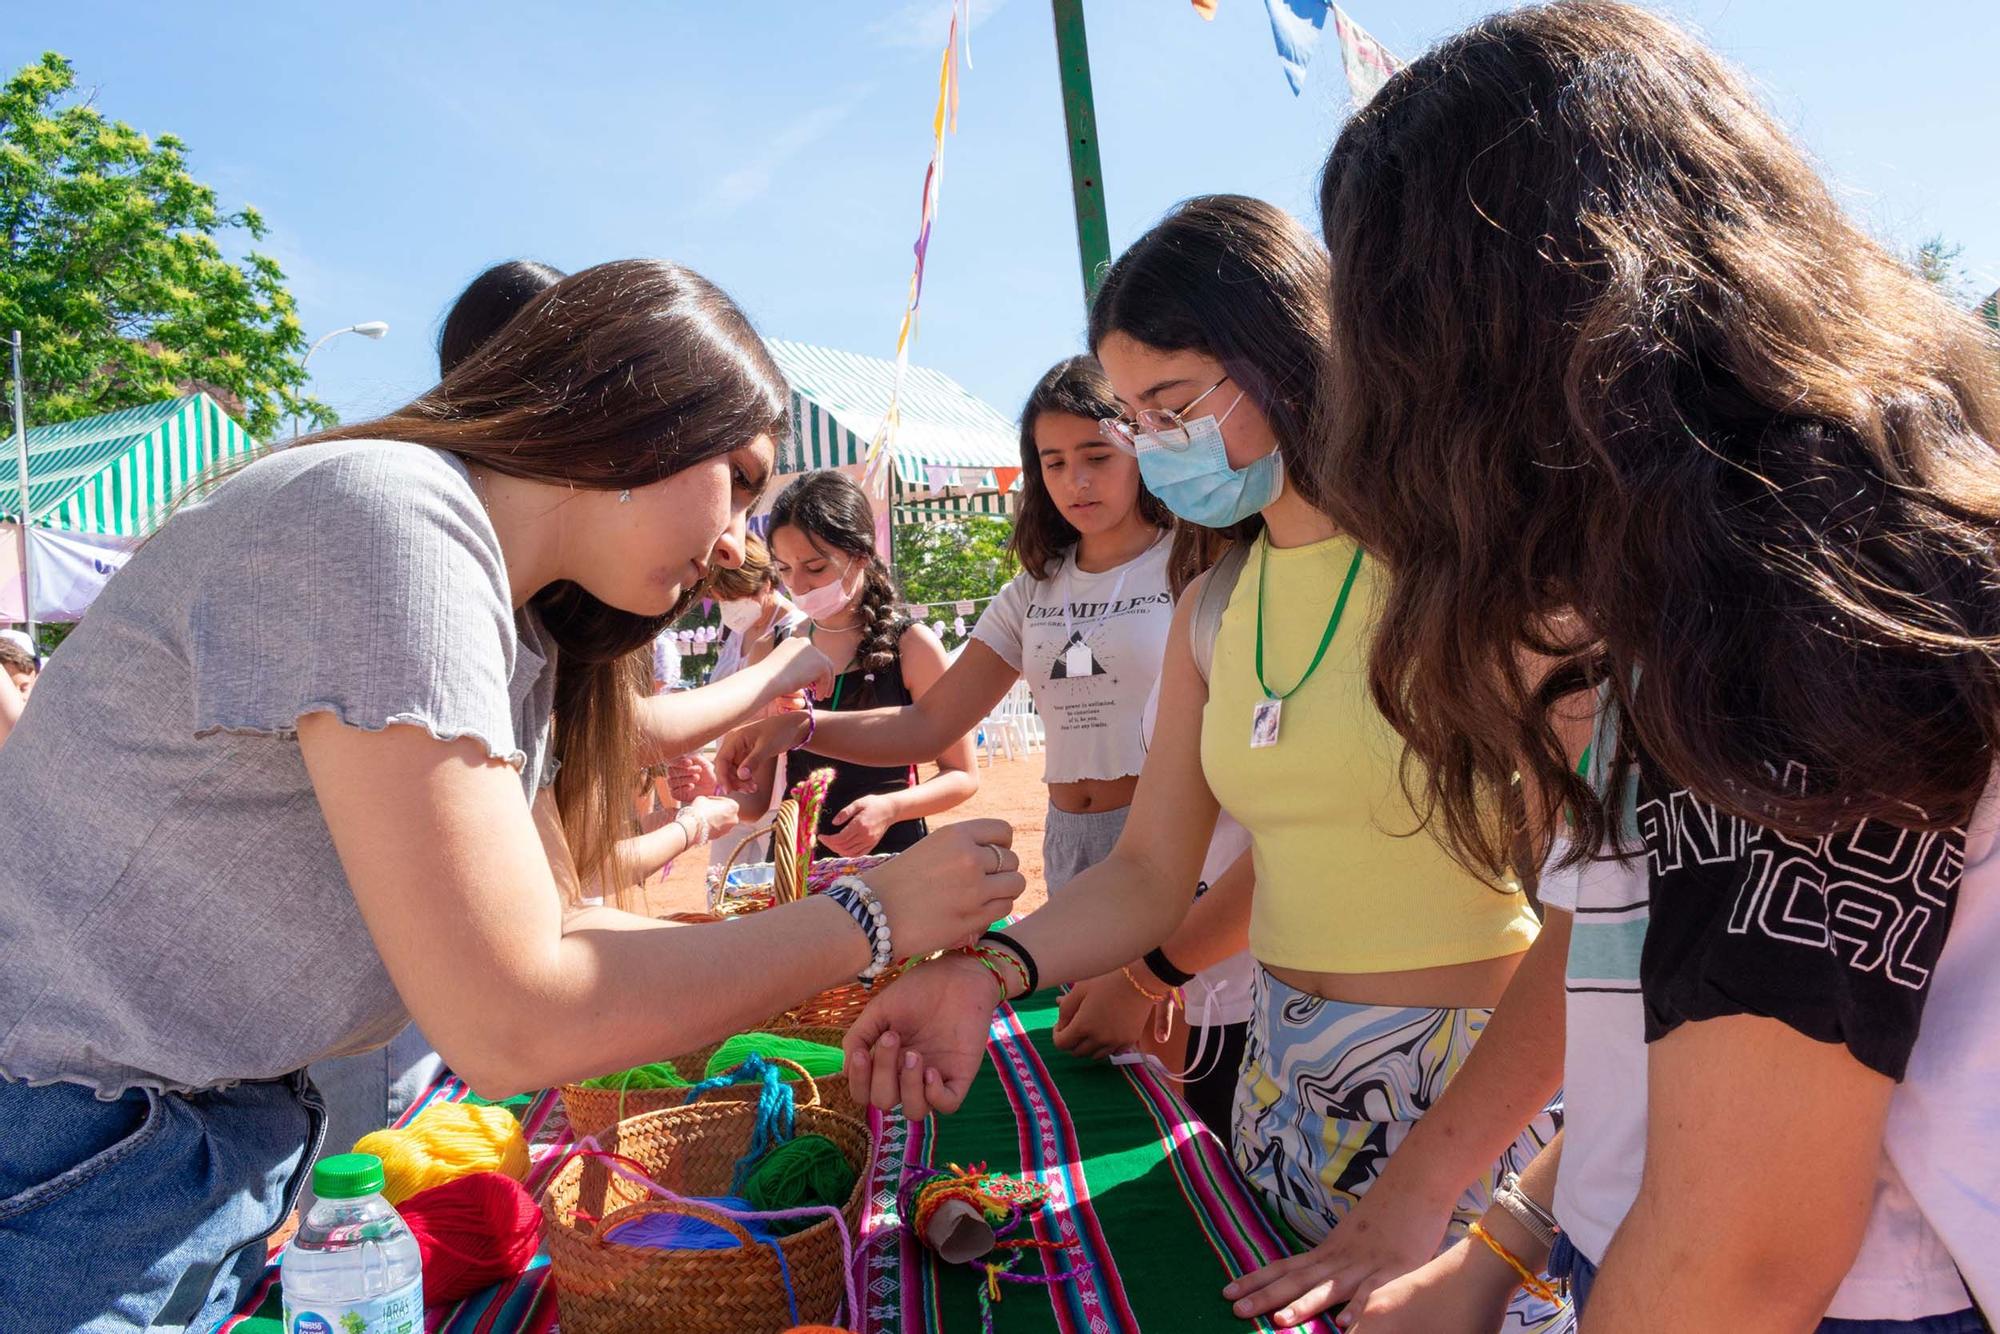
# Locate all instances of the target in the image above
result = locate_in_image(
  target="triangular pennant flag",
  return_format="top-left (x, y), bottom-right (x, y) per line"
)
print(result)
top-left (1263, 0), bottom-right (1331, 95)
top-left (1333, 5), bottom-right (1400, 104)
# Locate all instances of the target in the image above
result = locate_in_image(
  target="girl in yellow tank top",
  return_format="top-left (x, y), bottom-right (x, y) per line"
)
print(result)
top-left (840, 197), bottom-right (1574, 1332)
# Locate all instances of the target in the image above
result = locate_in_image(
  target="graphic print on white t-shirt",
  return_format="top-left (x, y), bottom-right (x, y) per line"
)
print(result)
top-left (1547, 721), bottom-right (1971, 1319)
top-left (1055, 632), bottom-right (1108, 680)
top-left (970, 536), bottom-right (1174, 784)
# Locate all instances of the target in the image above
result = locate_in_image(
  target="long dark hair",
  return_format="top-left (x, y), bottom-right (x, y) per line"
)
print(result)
top-left (1009, 356), bottom-right (1169, 581)
top-left (437, 260), bottom-right (566, 375)
top-left (769, 471), bottom-right (906, 677)
top-left (1314, 0), bottom-right (2000, 878)
top-left (1087, 194), bottom-right (1331, 546)
top-left (312, 259), bottom-right (789, 885)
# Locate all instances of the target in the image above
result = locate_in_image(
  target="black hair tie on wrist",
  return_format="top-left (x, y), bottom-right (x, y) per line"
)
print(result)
top-left (1142, 946), bottom-right (1194, 989)
top-left (978, 930), bottom-right (1038, 996)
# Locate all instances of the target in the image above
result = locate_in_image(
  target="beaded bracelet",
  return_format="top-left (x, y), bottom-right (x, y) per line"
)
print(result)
top-left (1467, 1221), bottom-right (1560, 1305)
top-left (823, 875), bottom-right (892, 980)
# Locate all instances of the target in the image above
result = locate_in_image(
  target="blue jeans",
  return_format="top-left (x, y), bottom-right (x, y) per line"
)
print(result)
top-left (0, 1072), bottom-right (324, 1332)
top-left (1549, 1232), bottom-right (1988, 1332)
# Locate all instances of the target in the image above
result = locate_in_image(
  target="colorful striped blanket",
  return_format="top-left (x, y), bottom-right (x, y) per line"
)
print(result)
top-left (223, 994), bottom-right (1324, 1334)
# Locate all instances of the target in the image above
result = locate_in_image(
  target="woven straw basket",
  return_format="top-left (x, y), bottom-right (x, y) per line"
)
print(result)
top-left (559, 1029), bottom-right (856, 1139)
top-left (776, 975), bottom-right (888, 1029)
top-left (542, 1100), bottom-right (871, 1333)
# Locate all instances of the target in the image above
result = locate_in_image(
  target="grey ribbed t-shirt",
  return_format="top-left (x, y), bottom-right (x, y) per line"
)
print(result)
top-left (0, 440), bottom-right (558, 1096)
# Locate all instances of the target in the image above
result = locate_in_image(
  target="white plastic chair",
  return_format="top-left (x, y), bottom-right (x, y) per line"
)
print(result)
top-left (994, 680), bottom-right (1043, 754)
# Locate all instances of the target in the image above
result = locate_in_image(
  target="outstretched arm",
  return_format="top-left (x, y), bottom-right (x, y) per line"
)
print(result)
top-left (720, 639), bottom-right (1018, 782)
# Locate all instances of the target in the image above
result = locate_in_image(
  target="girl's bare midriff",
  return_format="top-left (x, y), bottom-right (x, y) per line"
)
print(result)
top-left (1049, 774), bottom-right (1141, 815)
top-left (1265, 948), bottom-right (1527, 1011)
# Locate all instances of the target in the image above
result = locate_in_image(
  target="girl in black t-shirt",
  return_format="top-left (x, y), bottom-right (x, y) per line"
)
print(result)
top-left (1279, 2), bottom-right (2000, 1330)
top-left (765, 470), bottom-right (977, 856)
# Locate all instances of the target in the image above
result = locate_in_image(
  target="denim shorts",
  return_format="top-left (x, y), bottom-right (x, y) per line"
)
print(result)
top-left (0, 1071), bottom-right (325, 1332)
top-left (1549, 1232), bottom-right (1988, 1332)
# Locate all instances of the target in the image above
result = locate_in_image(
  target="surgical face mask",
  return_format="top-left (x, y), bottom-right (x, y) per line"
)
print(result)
top-left (790, 565), bottom-right (859, 621)
top-left (1132, 400), bottom-right (1284, 528)
top-left (719, 598), bottom-right (765, 635)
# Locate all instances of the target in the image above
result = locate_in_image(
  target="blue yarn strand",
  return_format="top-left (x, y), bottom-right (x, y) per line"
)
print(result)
top-left (681, 1056), bottom-right (798, 1194)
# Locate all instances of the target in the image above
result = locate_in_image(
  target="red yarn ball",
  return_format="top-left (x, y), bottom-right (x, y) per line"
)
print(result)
top-left (395, 1170), bottom-right (543, 1304)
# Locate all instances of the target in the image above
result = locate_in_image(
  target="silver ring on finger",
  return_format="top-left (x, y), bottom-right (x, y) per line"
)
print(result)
top-left (989, 843), bottom-right (1006, 875)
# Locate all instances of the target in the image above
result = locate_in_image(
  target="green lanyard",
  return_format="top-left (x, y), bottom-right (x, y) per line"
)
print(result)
top-left (1255, 541), bottom-right (1365, 703)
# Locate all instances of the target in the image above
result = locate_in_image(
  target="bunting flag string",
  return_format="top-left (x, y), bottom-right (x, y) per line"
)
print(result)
top-left (862, 0), bottom-right (971, 487)
top-left (1332, 4), bottom-right (1399, 102)
top-left (1257, 0), bottom-right (1399, 102)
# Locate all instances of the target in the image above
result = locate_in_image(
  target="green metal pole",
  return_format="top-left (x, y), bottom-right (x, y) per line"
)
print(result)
top-left (1051, 0), bottom-right (1112, 305)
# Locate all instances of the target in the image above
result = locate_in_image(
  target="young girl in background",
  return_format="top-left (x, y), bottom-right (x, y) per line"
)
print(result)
top-left (767, 470), bottom-right (978, 857)
top-left (722, 357), bottom-right (1176, 882)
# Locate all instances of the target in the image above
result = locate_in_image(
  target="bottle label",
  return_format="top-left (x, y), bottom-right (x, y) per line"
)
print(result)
top-left (284, 1279), bottom-right (423, 1334)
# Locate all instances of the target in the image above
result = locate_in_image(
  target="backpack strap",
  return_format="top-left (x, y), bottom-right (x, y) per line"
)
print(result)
top-left (1190, 541), bottom-right (1252, 686)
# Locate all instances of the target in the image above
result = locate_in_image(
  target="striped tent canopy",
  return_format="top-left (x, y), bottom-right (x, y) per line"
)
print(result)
top-left (765, 339), bottom-right (1020, 522)
top-left (0, 393), bottom-right (257, 537)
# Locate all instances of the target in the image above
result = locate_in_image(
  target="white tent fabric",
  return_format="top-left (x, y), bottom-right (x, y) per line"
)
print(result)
top-left (764, 340), bottom-right (1020, 523)
top-left (0, 523), bottom-right (139, 623)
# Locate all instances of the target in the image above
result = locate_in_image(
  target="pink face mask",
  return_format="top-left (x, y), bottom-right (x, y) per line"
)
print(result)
top-left (790, 565), bottom-right (859, 621)
top-left (718, 599), bottom-right (765, 634)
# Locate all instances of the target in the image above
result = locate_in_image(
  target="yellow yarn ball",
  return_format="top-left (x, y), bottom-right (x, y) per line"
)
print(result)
top-left (352, 1101), bottom-right (530, 1205)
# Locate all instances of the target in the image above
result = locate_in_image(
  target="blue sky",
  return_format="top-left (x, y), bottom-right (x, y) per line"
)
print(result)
top-left (12, 1), bottom-right (1997, 430)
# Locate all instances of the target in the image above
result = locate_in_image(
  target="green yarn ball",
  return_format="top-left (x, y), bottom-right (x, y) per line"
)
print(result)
top-left (703, 1033), bottom-right (845, 1082)
top-left (577, 1061), bottom-right (692, 1091)
top-left (740, 1134), bottom-right (858, 1234)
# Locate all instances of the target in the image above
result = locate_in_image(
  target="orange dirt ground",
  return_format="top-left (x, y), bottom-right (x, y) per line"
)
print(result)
top-left (642, 752), bottom-right (1053, 917)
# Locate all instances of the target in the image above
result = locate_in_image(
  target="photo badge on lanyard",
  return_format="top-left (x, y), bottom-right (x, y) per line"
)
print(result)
top-left (1250, 696), bottom-right (1282, 748)
top-left (1060, 547), bottom-right (1140, 682)
top-left (1065, 639), bottom-right (1095, 678)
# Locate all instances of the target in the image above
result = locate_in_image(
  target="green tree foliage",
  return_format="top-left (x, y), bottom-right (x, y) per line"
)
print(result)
top-left (1909, 234), bottom-right (1973, 307)
top-left (893, 514), bottom-right (1017, 645)
top-left (0, 53), bottom-right (327, 438)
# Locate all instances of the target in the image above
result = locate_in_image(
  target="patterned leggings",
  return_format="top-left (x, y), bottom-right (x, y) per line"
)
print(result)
top-left (1232, 967), bottom-right (1572, 1333)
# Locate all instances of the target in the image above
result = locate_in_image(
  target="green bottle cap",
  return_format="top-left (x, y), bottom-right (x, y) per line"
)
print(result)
top-left (312, 1152), bottom-right (387, 1200)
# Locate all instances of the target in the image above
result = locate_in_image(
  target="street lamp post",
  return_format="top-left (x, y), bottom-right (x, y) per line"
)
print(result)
top-left (292, 321), bottom-right (389, 439)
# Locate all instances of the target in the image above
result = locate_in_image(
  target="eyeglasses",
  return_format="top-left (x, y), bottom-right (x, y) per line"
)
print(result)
top-left (1098, 375), bottom-right (1242, 454)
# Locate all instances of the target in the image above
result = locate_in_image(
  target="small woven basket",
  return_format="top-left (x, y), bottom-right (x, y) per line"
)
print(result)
top-left (701, 769), bottom-right (902, 1031)
top-left (542, 1100), bottom-right (870, 1334)
top-left (777, 976), bottom-right (889, 1029)
top-left (559, 1030), bottom-right (856, 1139)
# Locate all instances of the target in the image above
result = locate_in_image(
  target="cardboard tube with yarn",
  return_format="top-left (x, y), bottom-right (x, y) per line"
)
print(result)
top-left (922, 1197), bottom-right (997, 1265)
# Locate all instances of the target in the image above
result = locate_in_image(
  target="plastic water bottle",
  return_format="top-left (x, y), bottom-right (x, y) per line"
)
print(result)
top-left (281, 1152), bottom-right (424, 1334)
